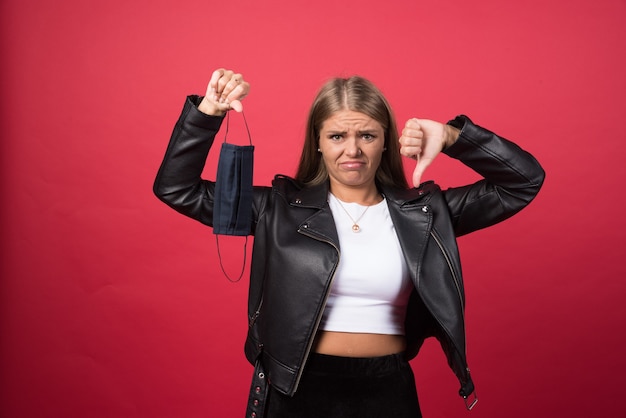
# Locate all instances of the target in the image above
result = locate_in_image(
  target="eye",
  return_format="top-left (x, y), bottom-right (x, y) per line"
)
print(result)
top-left (328, 134), bottom-right (343, 141)
top-left (361, 133), bottom-right (377, 141)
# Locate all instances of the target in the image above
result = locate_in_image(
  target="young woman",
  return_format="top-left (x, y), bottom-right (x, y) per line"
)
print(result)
top-left (154, 69), bottom-right (545, 417)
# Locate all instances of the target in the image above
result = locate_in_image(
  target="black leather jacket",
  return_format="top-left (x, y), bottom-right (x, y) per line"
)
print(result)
top-left (154, 96), bottom-right (545, 405)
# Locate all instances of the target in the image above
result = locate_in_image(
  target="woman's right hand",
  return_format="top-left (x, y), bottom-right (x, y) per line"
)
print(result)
top-left (198, 69), bottom-right (250, 116)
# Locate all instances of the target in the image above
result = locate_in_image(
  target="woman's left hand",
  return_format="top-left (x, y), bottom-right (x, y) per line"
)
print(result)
top-left (399, 118), bottom-right (460, 187)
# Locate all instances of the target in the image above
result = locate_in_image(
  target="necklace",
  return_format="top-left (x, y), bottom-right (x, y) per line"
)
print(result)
top-left (333, 196), bottom-right (371, 233)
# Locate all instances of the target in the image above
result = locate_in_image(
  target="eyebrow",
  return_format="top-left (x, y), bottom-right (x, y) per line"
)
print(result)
top-left (325, 129), bottom-right (379, 135)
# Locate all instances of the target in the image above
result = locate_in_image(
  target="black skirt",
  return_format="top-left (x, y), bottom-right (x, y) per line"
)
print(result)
top-left (266, 352), bottom-right (422, 418)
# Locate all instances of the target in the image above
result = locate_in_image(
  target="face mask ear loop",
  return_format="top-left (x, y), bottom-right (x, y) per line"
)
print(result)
top-left (223, 110), bottom-right (253, 145)
top-left (215, 234), bottom-right (248, 283)
top-left (223, 111), bottom-right (230, 143)
top-left (241, 111), bottom-right (252, 145)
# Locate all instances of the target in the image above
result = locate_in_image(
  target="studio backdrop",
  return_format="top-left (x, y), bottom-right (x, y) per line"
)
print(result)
top-left (1, 0), bottom-right (625, 417)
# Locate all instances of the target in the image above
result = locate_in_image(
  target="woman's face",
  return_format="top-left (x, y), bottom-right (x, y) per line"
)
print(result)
top-left (318, 109), bottom-right (386, 194)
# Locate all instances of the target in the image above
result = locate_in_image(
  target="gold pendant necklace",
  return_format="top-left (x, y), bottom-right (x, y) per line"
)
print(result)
top-left (334, 197), bottom-right (370, 233)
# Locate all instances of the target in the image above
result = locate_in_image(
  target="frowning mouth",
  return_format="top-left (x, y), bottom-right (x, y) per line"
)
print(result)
top-left (340, 160), bottom-right (366, 170)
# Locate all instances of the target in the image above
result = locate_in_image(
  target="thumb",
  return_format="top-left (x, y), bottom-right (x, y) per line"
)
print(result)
top-left (229, 99), bottom-right (243, 113)
top-left (411, 154), bottom-right (434, 188)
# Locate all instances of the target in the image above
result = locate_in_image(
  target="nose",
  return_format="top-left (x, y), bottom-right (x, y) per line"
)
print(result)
top-left (345, 137), bottom-right (361, 157)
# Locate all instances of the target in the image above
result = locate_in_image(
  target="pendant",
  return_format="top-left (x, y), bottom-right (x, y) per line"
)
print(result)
top-left (352, 224), bottom-right (360, 233)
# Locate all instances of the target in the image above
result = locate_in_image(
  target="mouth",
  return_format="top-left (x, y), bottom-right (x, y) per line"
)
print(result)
top-left (339, 160), bottom-right (366, 170)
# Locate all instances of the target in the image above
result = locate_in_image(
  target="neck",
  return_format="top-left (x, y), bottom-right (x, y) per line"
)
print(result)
top-left (329, 182), bottom-right (382, 205)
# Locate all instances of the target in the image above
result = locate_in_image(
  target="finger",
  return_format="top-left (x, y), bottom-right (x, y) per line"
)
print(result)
top-left (208, 69), bottom-right (230, 97)
top-left (212, 70), bottom-right (233, 97)
top-left (400, 143), bottom-right (421, 159)
top-left (219, 81), bottom-right (239, 103)
top-left (209, 69), bottom-right (225, 89)
top-left (405, 118), bottom-right (421, 131)
top-left (399, 131), bottom-right (423, 160)
top-left (224, 82), bottom-right (249, 101)
top-left (215, 72), bottom-right (239, 101)
top-left (402, 129), bottom-right (422, 140)
top-left (399, 131), bottom-right (421, 158)
top-left (413, 154), bottom-right (422, 187)
top-left (222, 75), bottom-right (246, 99)
top-left (225, 83), bottom-right (250, 111)
top-left (229, 100), bottom-right (243, 112)
top-left (401, 120), bottom-right (423, 141)
top-left (412, 154), bottom-right (435, 188)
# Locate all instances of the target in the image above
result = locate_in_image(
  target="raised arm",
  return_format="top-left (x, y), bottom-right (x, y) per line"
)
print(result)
top-left (153, 69), bottom-right (250, 226)
top-left (399, 115), bottom-right (545, 236)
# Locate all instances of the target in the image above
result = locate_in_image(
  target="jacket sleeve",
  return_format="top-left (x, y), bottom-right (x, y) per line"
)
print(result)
top-left (442, 115), bottom-right (545, 237)
top-left (153, 95), bottom-right (224, 227)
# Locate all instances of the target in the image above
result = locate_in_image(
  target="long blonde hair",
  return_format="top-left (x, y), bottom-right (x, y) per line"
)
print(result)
top-left (295, 76), bottom-right (408, 189)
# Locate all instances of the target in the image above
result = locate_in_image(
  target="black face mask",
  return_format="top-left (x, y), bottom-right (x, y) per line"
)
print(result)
top-left (213, 111), bottom-right (254, 236)
top-left (213, 111), bottom-right (254, 282)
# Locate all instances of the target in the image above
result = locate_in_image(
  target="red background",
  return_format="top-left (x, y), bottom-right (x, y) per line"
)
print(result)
top-left (1, 0), bottom-right (625, 417)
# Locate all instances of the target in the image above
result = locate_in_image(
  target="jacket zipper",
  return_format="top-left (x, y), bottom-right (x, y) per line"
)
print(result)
top-left (429, 229), bottom-right (467, 358)
top-left (249, 298), bottom-right (263, 327)
top-left (293, 227), bottom-right (340, 393)
top-left (430, 231), bottom-right (464, 310)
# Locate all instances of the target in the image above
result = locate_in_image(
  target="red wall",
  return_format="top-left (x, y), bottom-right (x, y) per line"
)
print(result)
top-left (1, 1), bottom-right (625, 417)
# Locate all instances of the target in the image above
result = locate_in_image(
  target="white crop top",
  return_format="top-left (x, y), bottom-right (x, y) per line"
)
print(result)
top-left (320, 194), bottom-right (414, 335)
